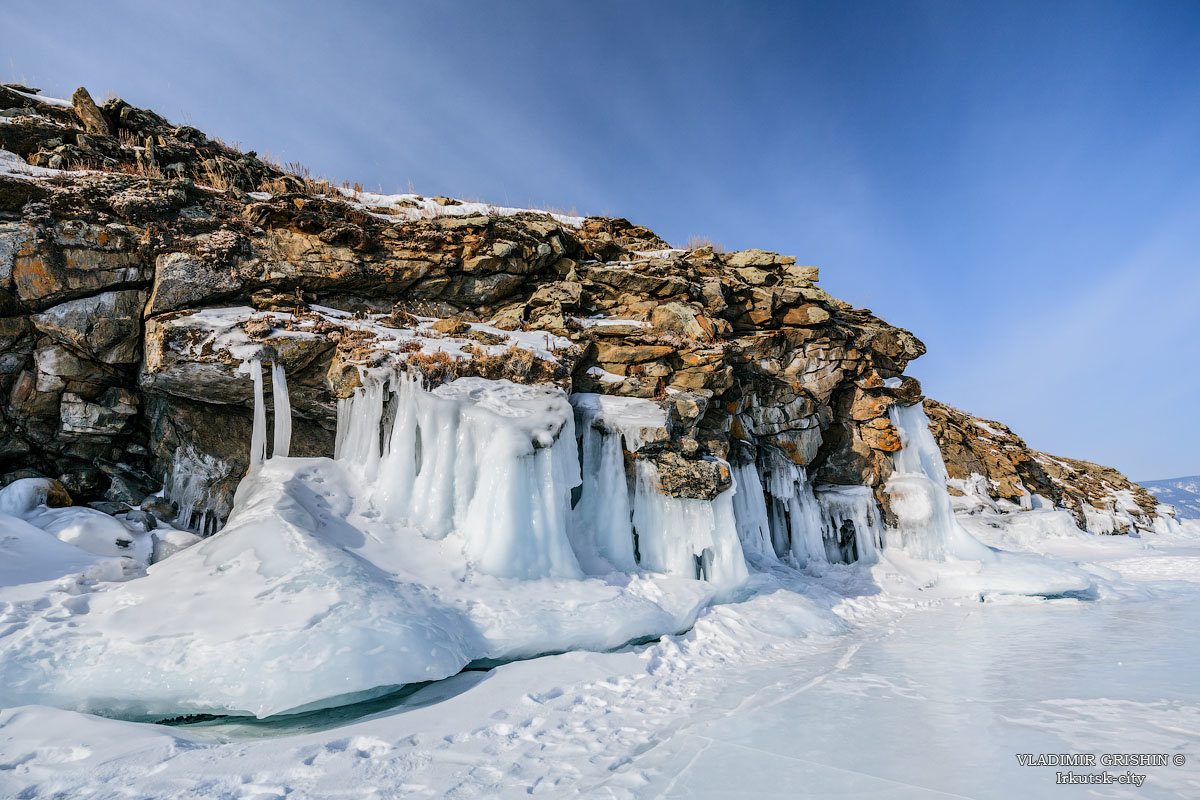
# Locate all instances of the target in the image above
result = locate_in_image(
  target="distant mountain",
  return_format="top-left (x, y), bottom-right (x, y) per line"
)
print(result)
top-left (1141, 476), bottom-right (1200, 520)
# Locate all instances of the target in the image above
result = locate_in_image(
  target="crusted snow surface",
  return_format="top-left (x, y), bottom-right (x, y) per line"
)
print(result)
top-left (325, 187), bottom-right (584, 228)
top-left (0, 479), bottom-right (150, 566)
top-left (160, 304), bottom-right (572, 367)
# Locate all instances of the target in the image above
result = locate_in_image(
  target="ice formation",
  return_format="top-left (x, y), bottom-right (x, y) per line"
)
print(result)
top-left (339, 372), bottom-right (583, 579)
top-left (569, 393), bottom-right (749, 588)
top-left (729, 446), bottom-right (883, 569)
top-left (570, 398), bottom-right (637, 573)
top-left (885, 402), bottom-right (995, 561)
top-left (0, 370), bottom-right (1102, 721)
top-left (631, 460), bottom-right (748, 588)
top-left (248, 359), bottom-right (268, 467)
top-left (271, 361), bottom-right (292, 458)
top-left (164, 445), bottom-right (230, 535)
top-left (729, 459), bottom-right (776, 562)
top-left (0, 370), bottom-right (724, 717)
top-left (814, 485), bottom-right (883, 564)
top-left (756, 448), bottom-right (834, 566)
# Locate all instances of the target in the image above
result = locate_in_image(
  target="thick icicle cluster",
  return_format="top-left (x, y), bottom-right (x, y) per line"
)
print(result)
top-left (234, 364), bottom-right (1006, 582)
top-left (631, 460), bottom-right (749, 587)
top-left (164, 446), bottom-right (228, 535)
top-left (727, 444), bottom-right (883, 569)
top-left (336, 372), bottom-right (583, 580)
top-left (570, 393), bottom-right (748, 588)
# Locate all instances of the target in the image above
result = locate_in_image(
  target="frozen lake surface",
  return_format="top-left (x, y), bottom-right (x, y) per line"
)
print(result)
top-left (2, 537), bottom-right (1198, 798)
top-left (638, 589), bottom-right (1200, 798)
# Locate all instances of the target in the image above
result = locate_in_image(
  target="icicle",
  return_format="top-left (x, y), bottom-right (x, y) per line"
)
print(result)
top-left (335, 376), bottom-right (388, 482)
top-left (271, 362), bottom-right (292, 458)
top-left (568, 404), bottom-right (637, 573)
top-left (788, 474), bottom-right (829, 566)
top-left (249, 359), bottom-right (267, 468)
top-left (886, 402), bottom-right (994, 561)
top-left (729, 460), bottom-right (775, 563)
top-left (341, 373), bottom-right (584, 580)
top-left (631, 459), bottom-right (748, 588)
top-left (460, 407), bottom-right (582, 579)
top-left (165, 445), bottom-right (229, 535)
top-left (757, 447), bottom-right (828, 567)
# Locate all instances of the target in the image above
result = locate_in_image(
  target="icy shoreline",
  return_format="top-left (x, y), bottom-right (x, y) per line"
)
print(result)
top-left (0, 364), bottom-right (1126, 721)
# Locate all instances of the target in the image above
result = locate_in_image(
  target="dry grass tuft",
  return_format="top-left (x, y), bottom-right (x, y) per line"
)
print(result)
top-left (683, 235), bottom-right (725, 253)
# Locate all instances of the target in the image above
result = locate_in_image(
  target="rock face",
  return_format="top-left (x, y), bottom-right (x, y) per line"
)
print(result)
top-left (0, 84), bottom-right (1174, 540)
top-left (924, 399), bottom-right (1164, 534)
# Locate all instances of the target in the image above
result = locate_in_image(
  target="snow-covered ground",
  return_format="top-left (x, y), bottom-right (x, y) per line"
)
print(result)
top-left (2, 523), bottom-right (1198, 798)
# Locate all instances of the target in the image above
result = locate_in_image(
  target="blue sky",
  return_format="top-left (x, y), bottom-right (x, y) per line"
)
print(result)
top-left (6, 0), bottom-right (1198, 480)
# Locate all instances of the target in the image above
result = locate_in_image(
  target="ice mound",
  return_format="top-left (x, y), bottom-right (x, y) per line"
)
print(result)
top-left (0, 371), bottom-right (722, 719)
top-left (0, 478), bottom-right (150, 564)
top-left (0, 512), bottom-right (128, 589)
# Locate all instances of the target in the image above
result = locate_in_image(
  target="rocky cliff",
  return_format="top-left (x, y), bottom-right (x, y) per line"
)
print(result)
top-left (0, 84), bottom-right (1174, 546)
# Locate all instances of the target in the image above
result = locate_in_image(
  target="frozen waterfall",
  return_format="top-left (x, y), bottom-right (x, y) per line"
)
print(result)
top-left (571, 398), bottom-right (638, 573)
top-left (886, 402), bottom-right (995, 561)
top-left (337, 372), bottom-right (584, 580)
top-left (631, 459), bottom-right (749, 588)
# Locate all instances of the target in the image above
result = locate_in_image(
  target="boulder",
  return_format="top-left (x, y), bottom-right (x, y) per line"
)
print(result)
top-left (780, 304), bottom-right (831, 326)
top-left (32, 290), bottom-right (146, 363)
top-left (71, 87), bottom-right (110, 136)
top-left (726, 249), bottom-right (796, 268)
top-left (650, 302), bottom-right (708, 340)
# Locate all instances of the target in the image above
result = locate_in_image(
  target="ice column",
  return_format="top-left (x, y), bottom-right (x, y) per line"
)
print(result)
top-left (335, 377), bottom-right (388, 482)
top-left (729, 460), bottom-right (775, 562)
top-left (886, 402), bottom-right (994, 561)
top-left (757, 448), bottom-right (829, 567)
top-left (632, 460), bottom-right (749, 588)
top-left (271, 362), bottom-right (292, 458)
top-left (570, 413), bottom-right (637, 572)
top-left (249, 359), bottom-right (267, 468)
